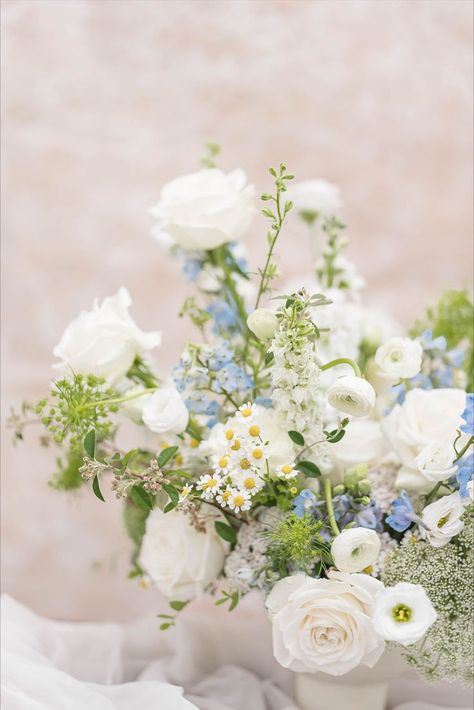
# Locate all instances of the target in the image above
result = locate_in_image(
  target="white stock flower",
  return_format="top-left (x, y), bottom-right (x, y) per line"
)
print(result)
top-left (327, 376), bottom-right (376, 417)
top-left (420, 492), bottom-right (465, 548)
top-left (331, 528), bottom-right (381, 573)
top-left (415, 440), bottom-right (457, 483)
top-left (139, 509), bottom-right (228, 600)
top-left (53, 288), bottom-right (161, 384)
top-left (150, 168), bottom-right (255, 250)
top-left (287, 179), bottom-right (342, 221)
top-left (266, 572), bottom-right (384, 676)
top-left (375, 338), bottom-right (423, 381)
top-left (142, 386), bottom-right (189, 435)
top-left (382, 388), bottom-right (466, 492)
top-left (373, 583), bottom-right (437, 645)
top-left (247, 308), bottom-right (279, 341)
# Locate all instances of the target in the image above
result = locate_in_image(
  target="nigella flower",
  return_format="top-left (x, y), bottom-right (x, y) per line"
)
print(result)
top-left (456, 452), bottom-right (473, 498)
top-left (460, 393), bottom-right (474, 436)
top-left (386, 491), bottom-right (416, 533)
top-left (292, 489), bottom-right (316, 518)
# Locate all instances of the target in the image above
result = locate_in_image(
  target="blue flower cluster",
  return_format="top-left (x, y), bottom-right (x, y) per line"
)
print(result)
top-left (386, 491), bottom-right (416, 532)
top-left (456, 453), bottom-right (473, 499)
top-left (460, 393), bottom-right (474, 436)
top-left (292, 488), bottom-right (382, 539)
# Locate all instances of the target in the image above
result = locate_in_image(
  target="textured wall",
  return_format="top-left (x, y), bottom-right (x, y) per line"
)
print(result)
top-left (1, 0), bottom-right (473, 621)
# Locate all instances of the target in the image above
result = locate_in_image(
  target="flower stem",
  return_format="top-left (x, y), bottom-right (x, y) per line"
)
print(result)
top-left (324, 478), bottom-right (340, 537)
top-left (320, 358), bottom-right (362, 378)
top-left (454, 435), bottom-right (473, 463)
top-left (85, 388), bottom-right (157, 409)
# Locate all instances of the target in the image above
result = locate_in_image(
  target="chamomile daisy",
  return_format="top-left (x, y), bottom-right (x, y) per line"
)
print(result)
top-left (197, 474), bottom-right (223, 500)
top-left (276, 463), bottom-right (298, 480)
top-left (216, 488), bottom-right (233, 507)
top-left (178, 484), bottom-right (193, 502)
top-left (233, 472), bottom-right (265, 495)
top-left (227, 488), bottom-right (252, 513)
top-left (237, 402), bottom-right (256, 421)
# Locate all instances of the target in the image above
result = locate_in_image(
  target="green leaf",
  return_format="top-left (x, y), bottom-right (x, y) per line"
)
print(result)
top-left (131, 485), bottom-right (154, 511)
top-left (214, 521), bottom-right (237, 544)
top-left (157, 446), bottom-right (179, 468)
top-left (170, 599), bottom-right (189, 612)
top-left (162, 483), bottom-right (179, 506)
top-left (160, 623), bottom-right (172, 631)
top-left (228, 591), bottom-right (239, 612)
top-left (164, 499), bottom-right (178, 514)
top-left (296, 461), bottom-right (321, 478)
top-left (84, 429), bottom-right (96, 458)
top-left (92, 474), bottom-right (105, 502)
top-left (288, 430), bottom-right (305, 446)
top-left (326, 429), bottom-right (346, 443)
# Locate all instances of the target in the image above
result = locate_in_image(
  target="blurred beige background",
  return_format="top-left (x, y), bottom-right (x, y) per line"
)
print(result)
top-left (1, 0), bottom-right (473, 622)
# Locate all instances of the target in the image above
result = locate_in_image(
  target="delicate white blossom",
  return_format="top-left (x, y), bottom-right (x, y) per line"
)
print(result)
top-left (142, 387), bottom-right (189, 435)
top-left (327, 376), bottom-right (376, 417)
top-left (287, 179), bottom-right (342, 222)
top-left (375, 337), bottom-right (423, 381)
top-left (331, 527), bottom-right (381, 573)
top-left (420, 492), bottom-right (465, 548)
top-left (373, 582), bottom-right (437, 645)
top-left (247, 308), bottom-right (279, 341)
top-left (415, 440), bottom-right (457, 483)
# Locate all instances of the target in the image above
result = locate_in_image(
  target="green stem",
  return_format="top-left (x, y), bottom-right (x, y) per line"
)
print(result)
top-left (84, 388), bottom-right (157, 409)
top-left (254, 198), bottom-right (283, 309)
top-left (454, 435), bottom-right (473, 463)
top-left (324, 478), bottom-right (340, 536)
top-left (320, 358), bottom-right (361, 378)
top-left (424, 481), bottom-right (443, 507)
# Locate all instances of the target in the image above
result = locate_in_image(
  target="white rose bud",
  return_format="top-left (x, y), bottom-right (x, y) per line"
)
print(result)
top-left (375, 337), bottom-right (423, 380)
top-left (327, 376), bottom-right (376, 417)
top-left (420, 492), bottom-right (465, 548)
top-left (331, 527), bottom-right (381, 574)
top-left (150, 168), bottom-right (255, 251)
top-left (415, 441), bottom-right (457, 483)
top-left (247, 308), bottom-right (279, 340)
top-left (142, 387), bottom-right (189, 435)
top-left (373, 583), bottom-right (437, 646)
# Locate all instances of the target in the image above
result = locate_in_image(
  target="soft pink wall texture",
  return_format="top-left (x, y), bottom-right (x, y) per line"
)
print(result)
top-left (2, 0), bottom-right (473, 621)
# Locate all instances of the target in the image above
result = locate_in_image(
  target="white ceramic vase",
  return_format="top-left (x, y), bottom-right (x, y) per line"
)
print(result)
top-left (294, 650), bottom-right (405, 710)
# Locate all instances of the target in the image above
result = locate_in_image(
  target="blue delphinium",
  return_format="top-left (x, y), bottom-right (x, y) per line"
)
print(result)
top-left (386, 491), bottom-right (416, 533)
top-left (460, 393), bottom-right (474, 436)
top-left (206, 298), bottom-right (239, 332)
top-left (292, 489), bottom-right (317, 518)
top-left (456, 452), bottom-right (473, 498)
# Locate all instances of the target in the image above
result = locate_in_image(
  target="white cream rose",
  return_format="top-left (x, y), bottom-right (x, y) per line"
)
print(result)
top-left (330, 419), bottom-right (389, 478)
top-left (247, 308), bottom-right (279, 341)
top-left (53, 288), bottom-right (161, 385)
top-left (331, 528), bottom-right (381, 574)
top-left (142, 387), bottom-right (189, 435)
top-left (382, 388), bottom-right (466, 492)
top-left (373, 583), bottom-right (437, 645)
top-left (420, 492), bottom-right (465, 548)
top-left (139, 508), bottom-right (228, 600)
top-left (327, 376), bottom-right (376, 418)
top-left (150, 168), bottom-right (255, 251)
top-left (266, 572), bottom-right (384, 676)
top-left (415, 440), bottom-right (457, 483)
top-left (374, 337), bottom-right (423, 381)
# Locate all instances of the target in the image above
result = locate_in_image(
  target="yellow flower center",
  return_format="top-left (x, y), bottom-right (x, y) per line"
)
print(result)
top-left (281, 465), bottom-right (293, 475)
top-left (244, 477), bottom-right (256, 489)
top-left (204, 478), bottom-right (218, 489)
top-left (225, 429), bottom-right (234, 440)
top-left (231, 440), bottom-right (241, 451)
top-left (248, 425), bottom-right (260, 437)
top-left (221, 490), bottom-right (231, 501)
top-left (176, 454), bottom-right (183, 465)
top-left (160, 442), bottom-right (169, 449)
top-left (233, 494), bottom-right (245, 507)
top-left (189, 438), bottom-right (199, 449)
top-left (252, 448), bottom-right (264, 460)
top-left (241, 407), bottom-right (252, 418)
top-left (240, 458), bottom-right (251, 470)
top-left (218, 456), bottom-right (229, 469)
top-left (290, 486), bottom-right (297, 495)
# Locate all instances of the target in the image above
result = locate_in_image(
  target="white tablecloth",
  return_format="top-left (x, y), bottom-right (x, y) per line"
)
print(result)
top-left (1, 595), bottom-right (472, 710)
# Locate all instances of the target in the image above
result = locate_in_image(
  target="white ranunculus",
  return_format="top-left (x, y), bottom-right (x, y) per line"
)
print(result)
top-left (139, 509), bottom-right (228, 600)
top-left (420, 492), bottom-right (465, 548)
top-left (327, 376), bottom-right (376, 417)
top-left (375, 338), bottom-right (423, 381)
top-left (415, 440), bottom-right (457, 483)
top-left (247, 308), bottom-right (279, 341)
top-left (266, 572), bottom-right (384, 676)
top-left (287, 179), bottom-right (342, 221)
top-left (330, 419), bottom-right (389, 478)
top-left (53, 288), bottom-right (161, 385)
top-left (382, 388), bottom-right (466, 492)
top-left (150, 168), bottom-right (255, 251)
top-left (331, 528), bottom-right (381, 574)
top-left (142, 387), bottom-right (189, 435)
top-left (373, 583), bottom-right (437, 646)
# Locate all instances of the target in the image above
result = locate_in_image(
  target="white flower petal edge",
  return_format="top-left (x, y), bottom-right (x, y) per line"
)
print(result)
top-left (142, 387), bottom-right (189, 435)
top-left (247, 308), bottom-right (279, 341)
top-left (266, 572), bottom-right (384, 676)
top-left (420, 492), bottom-right (465, 548)
top-left (331, 527), bottom-right (381, 573)
top-left (327, 375), bottom-right (376, 417)
top-left (373, 582), bottom-right (437, 645)
top-left (375, 337), bottom-right (423, 380)
top-left (415, 440), bottom-right (458, 483)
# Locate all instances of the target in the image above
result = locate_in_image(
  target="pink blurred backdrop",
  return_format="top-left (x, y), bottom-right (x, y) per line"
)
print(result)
top-left (1, 0), bottom-right (473, 621)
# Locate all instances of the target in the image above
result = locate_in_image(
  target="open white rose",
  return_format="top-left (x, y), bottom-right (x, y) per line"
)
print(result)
top-left (382, 388), bottom-right (466, 492)
top-left (150, 168), bottom-right (255, 251)
top-left (330, 419), bottom-right (389, 478)
top-left (53, 288), bottom-right (161, 385)
top-left (373, 583), bottom-right (437, 646)
top-left (415, 440), bottom-right (457, 483)
top-left (420, 492), bottom-right (465, 548)
top-left (286, 179), bottom-right (342, 222)
top-left (331, 528), bottom-right (381, 573)
top-left (375, 337), bottom-right (423, 381)
top-left (139, 509), bottom-right (228, 600)
top-left (327, 376), bottom-right (376, 417)
top-left (266, 572), bottom-right (384, 676)
top-left (142, 387), bottom-right (189, 435)
top-left (247, 308), bottom-right (279, 341)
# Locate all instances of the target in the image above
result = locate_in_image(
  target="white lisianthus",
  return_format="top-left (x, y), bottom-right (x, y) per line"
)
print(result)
top-left (327, 376), bottom-right (376, 417)
top-left (330, 419), bottom-right (389, 478)
top-left (375, 337), bottom-right (423, 381)
top-left (139, 509), bottom-right (228, 600)
top-left (331, 528), bottom-right (381, 574)
top-left (420, 492), bottom-right (465, 548)
top-left (53, 288), bottom-right (161, 384)
top-left (247, 308), bottom-right (279, 341)
top-left (373, 583), bottom-right (437, 645)
top-left (142, 387), bottom-right (189, 435)
top-left (382, 388), bottom-right (466, 492)
top-left (415, 441), bottom-right (457, 483)
top-left (150, 168), bottom-right (255, 251)
top-left (286, 179), bottom-right (342, 223)
top-left (266, 572), bottom-right (384, 676)
top-left (121, 385), bottom-right (152, 424)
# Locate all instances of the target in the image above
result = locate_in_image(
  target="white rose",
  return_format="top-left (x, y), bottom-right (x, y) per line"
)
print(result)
top-left (382, 388), bottom-right (466, 492)
top-left (287, 179), bottom-right (342, 222)
top-left (420, 492), bottom-right (465, 548)
top-left (375, 338), bottom-right (423, 381)
top-left (327, 376), bottom-right (376, 417)
top-left (266, 572), bottom-right (384, 676)
top-left (139, 509), bottom-right (228, 600)
top-left (150, 168), bottom-right (255, 251)
top-left (53, 288), bottom-right (161, 384)
top-left (247, 308), bottom-right (279, 340)
top-left (331, 528), bottom-right (381, 573)
top-left (415, 440), bottom-right (457, 483)
top-left (330, 419), bottom-right (389, 478)
top-left (142, 387), bottom-right (189, 435)
top-left (373, 583), bottom-right (437, 646)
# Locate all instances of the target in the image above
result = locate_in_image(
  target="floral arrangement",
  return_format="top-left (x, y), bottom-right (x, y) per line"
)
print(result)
top-left (12, 144), bottom-right (474, 684)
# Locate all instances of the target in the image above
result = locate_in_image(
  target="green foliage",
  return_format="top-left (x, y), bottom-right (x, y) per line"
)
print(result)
top-left (215, 521), bottom-right (237, 544)
top-left (215, 589), bottom-right (240, 611)
top-left (48, 449), bottom-right (84, 491)
top-left (288, 430), bottom-right (305, 446)
top-left (201, 141), bottom-right (221, 169)
top-left (296, 461), bottom-right (321, 478)
top-left (410, 289), bottom-right (474, 390)
top-left (265, 513), bottom-right (332, 576)
top-left (316, 218), bottom-right (349, 289)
